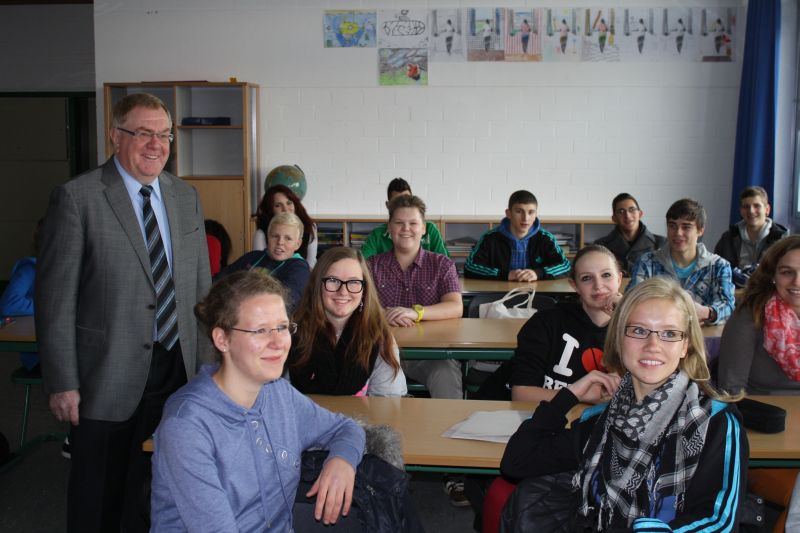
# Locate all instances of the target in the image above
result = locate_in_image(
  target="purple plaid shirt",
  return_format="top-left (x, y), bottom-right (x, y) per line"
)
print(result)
top-left (367, 248), bottom-right (460, 308)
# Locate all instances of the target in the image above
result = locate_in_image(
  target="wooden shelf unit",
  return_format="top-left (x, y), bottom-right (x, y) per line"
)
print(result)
top-left (103, 81), bottom-right (260, 260)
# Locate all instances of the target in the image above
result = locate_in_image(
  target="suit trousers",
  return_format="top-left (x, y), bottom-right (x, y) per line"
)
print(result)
top-left (67, 341), bottom-right (187, 533)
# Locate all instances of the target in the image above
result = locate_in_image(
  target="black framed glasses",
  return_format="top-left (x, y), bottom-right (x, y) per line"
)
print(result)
top-left (230, 322), bottom-right (298, 338)
top-left (322, 277), bottom-right (364, 293)
top-left (615, 206), bottom-right (640, 216)
top-left (624, 325), bottom-right (686, 342)
top-left (117, 126), bottom-right (174, 144)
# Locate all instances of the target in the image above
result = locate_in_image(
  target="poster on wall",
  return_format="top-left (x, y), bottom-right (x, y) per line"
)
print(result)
top-left (541, 8), bottom-right (581, 62)
top-left (581, 8), bottom-right (619, 62)
top-left (504, 8), bottom-right (542, 61)
top-left (616, 7), bottom-right (659, 61)
top-left (378, 9), bottom-right (429, 49)
top-left (429, 8), bottom-right (466, 62)
top-left (698, 7), bottom-right (735, 62)
top-left (660, 7), bottom-right (696, 61)
top-left (465, 8), bottom-right (505, 61)
top-left (323, 10), bottom-right (376, 48)
top-left (379, 48), bottom-right (429, 86)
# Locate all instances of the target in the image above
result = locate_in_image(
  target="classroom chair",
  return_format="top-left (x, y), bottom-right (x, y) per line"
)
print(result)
top-left (10, 365), bottom-right (42, 449)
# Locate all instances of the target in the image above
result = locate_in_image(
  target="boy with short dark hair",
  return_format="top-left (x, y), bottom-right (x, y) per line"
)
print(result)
top-left (595, 192), bottom-right (665, 274)
top-left (714, 186), bottom-right (789, 269)
top-left (628, 198), bottom-right (735, 325)
top-left (464, 190), bottom-right (570, 280)
top-left (360, 178), bottom-right (449, 258)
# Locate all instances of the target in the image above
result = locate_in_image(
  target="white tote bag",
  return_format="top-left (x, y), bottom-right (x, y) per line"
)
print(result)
top-left (478, 287), bottom-right (538, 319)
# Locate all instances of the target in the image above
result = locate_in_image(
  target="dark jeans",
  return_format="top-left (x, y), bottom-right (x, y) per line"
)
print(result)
top-left (67, 342), bottom-right (186, 533)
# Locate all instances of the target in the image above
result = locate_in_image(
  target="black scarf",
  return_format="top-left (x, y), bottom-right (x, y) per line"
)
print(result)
top-left (576, 371), bottom-right (713, 529)
top-left (288, 319), bottom-right (378, 395)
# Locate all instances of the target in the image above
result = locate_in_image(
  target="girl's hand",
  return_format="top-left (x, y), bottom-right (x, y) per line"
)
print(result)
top-left (567, 370), bottom-right (621, 404)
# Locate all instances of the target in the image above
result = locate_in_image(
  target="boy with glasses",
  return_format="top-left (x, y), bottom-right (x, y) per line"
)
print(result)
top-left (595, 193), bottom-right (665, 275)
top-left (627, 198), bottom-right (735, 325)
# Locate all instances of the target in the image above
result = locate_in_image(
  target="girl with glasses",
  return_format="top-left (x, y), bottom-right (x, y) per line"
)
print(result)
top-left (288, 247), bottom-right (406, 397)
top-left (500, 276), bottom-right (747, 531)
top-left (151, 270), bottom-right (366, 531)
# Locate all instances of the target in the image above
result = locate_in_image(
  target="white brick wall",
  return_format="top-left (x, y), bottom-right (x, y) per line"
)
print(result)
top-left (92, 0), bottom-right (756, 242)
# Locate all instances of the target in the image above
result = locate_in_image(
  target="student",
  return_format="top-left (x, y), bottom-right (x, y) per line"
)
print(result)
top-left (511, 245), bottom-right (622, 402)
top-left (0, 218), bottom-right (43, 372)
top-left (594, 192), bottom-right (665, 274)
top-left (220, 212), bottom-right (310, 312)
top-left (151, 270), bottom-right (365, 531)
top-left (204, 219), bottom-right (231, 277)
top-left (714, 186), bottom-right (789, 271)
top-left (500, 277), bottom-right (747, 531)
top-left (254, 184), bottom-right (318, 268)
top-left (360, 177), bottom-right (448, 259)
top-left (464, 190), bottom-right (570, 281)
top-left (288, 247), bottom-right (407, 397)
top-left (718, 236), bottom-right (800, 395)
top-left (628, 198), bottom-right (734, 325)
top-left (366, 194), bottom-right (462, 398)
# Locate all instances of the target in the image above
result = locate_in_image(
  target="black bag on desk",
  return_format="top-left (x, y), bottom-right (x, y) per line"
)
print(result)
top-left (737, 398), bottom-right (786, 433)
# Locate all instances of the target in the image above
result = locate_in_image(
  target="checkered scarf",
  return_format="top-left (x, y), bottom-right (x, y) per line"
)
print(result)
top-left (575, 370), bottom-right (713, 529)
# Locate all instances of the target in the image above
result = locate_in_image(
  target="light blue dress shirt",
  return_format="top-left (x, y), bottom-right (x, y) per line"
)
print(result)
top-left (114, 156), bottom-right (174, 271)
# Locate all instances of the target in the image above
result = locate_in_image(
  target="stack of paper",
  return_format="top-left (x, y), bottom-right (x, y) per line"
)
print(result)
top-left (442, 410), bottom-right (531, 443)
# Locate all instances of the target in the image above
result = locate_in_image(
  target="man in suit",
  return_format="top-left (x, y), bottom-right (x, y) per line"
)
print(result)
top-left (35, 93), bottom-right (212, 532)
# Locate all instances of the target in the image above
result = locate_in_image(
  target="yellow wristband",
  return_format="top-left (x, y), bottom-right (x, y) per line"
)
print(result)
top-left (413, 304), bottom-right (424, 323)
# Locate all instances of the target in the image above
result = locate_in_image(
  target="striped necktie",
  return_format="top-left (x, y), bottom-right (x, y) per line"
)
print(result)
top-left (140, 185), bottom-right (179, 350)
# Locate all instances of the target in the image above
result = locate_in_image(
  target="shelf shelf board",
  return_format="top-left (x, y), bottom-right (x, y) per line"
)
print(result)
top-left (179, 175), bottom-right (244, 181)
top-left (177, 125), bottom-right (243, 130)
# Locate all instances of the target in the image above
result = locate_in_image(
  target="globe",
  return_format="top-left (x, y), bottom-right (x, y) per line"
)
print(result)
top-left (264, 165), bottom-right (307, 200)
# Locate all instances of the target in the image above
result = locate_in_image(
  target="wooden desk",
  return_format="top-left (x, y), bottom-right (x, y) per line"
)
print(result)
top-left (143, 395), bottom-right (800, 471)
top-left (392, 317), bottom-right (723, 362)
top-left (0, 315), bottom-right (36, 352)
top-left (393, 318), bottom-right (524, 361)
top-left (317, 394), bottom-right (800, 472)
top-left (459, 277), bottom-right (630, 296)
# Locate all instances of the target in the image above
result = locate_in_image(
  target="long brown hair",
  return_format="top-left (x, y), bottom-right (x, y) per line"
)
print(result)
top-left (291, 247), bottom-right (399, 375)
top-left (741, 235), bottom-right (800, 327)
top-left (603, 277), bottom-right (739, 401)
top-left (256, 184), bottom-right (316, 259)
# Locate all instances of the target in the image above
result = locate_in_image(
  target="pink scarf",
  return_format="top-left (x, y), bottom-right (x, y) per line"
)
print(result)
top-left (763, 294), bottom-right (800, 381)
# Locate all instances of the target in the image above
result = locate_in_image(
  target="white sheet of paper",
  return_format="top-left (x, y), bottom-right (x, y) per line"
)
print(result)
top-left (442, 410), bottom-right (531, 443)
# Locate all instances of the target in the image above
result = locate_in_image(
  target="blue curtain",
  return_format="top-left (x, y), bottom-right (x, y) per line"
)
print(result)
top-left (730, 0), bottom-right (781, 223)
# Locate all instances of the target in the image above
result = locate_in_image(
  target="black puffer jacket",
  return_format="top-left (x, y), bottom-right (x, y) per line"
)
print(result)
top-left (297, 450), bottom-right (425, 533)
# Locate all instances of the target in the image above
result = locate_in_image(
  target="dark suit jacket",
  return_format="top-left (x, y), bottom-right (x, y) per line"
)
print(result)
top-left (35, 159), bottom-right (212, 421)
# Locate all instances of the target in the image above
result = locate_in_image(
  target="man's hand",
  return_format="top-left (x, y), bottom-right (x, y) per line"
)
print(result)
top-left (508, 269), bottom-right (538, 282)
top-left (694, 302), bottom-right (711, 322)
top-left (306, 456), bottom-right (356, 525)
top-left (385, 307), bottom-right (417, 327)
top-left (49, 389), bottom-right (80, 425)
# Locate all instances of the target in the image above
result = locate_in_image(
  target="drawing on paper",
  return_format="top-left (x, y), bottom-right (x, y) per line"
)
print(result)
top-left (699, 7), bottom-right (735, 61)
top-left (581, 8), bottom-right (619, 62)
top-left (429, 9), bottom-right (466, 62)
top-left (323, 10), bottom-right (376, 48)
top-left (378, 9), bottom-right (429, 49)
top-left (542, 8), bottom-right (581, 62)
top-left (660, 8), bottom-right (695, 61)
top-left (465, 8), bottom-right (504, 61)
top-left (616, 8), bottom-right (659, 61)
top-left (379, 48), bottom-right (428, 86)
top-left (504, 8), bottom-right (542, 61)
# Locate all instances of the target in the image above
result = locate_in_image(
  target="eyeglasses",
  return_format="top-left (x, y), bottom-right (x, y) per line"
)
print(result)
top-left (615, 206), bottom-right (640, 216)
top-left (230, 323), bottom-right (298, 338)
top-left (117, 127), bottom-right (174, 144)
top-left (322, 277), bottom-right (364, 293)
top-left (624, 325), bottom-right (686, 342)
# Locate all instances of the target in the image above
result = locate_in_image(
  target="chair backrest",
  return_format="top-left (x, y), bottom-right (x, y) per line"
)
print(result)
top-left (466, 292), bottom-right (558, 318)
